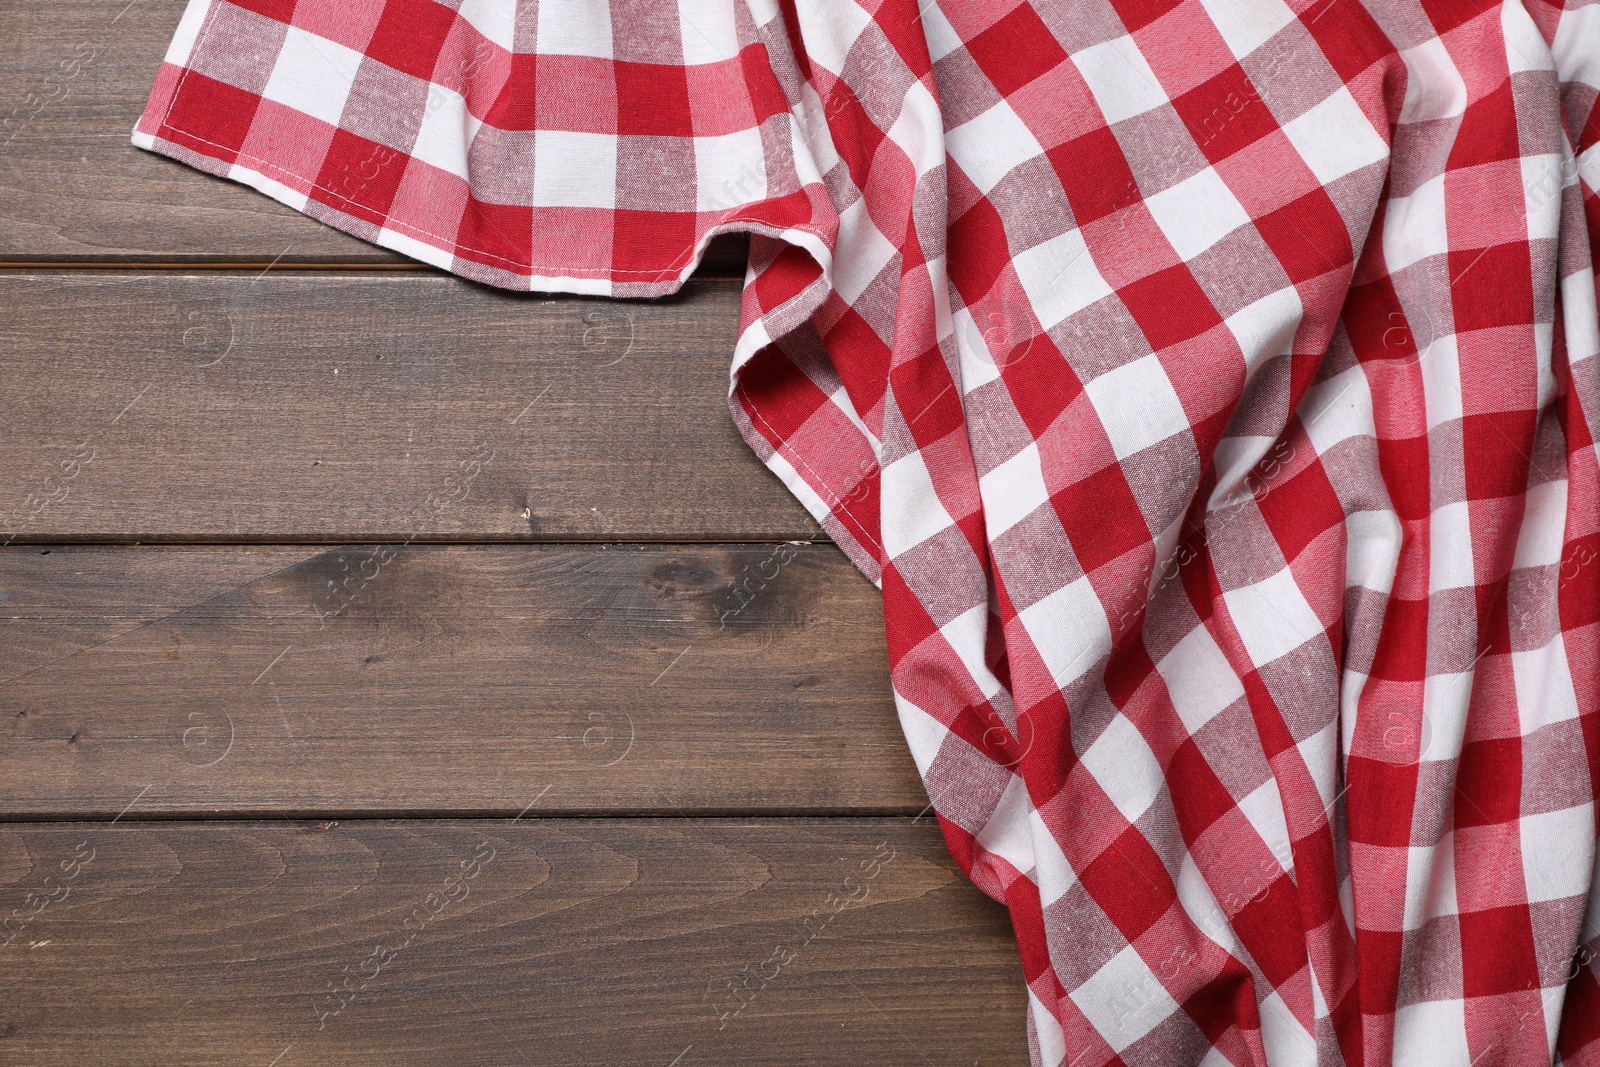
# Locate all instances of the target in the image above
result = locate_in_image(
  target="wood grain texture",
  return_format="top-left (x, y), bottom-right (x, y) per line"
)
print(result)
top-left (0, 273), bottom-right (821, 542)
top-left (0, 543), bottom-right (915, 817)
top-left (0, 0), bottom-right (749, 272)
top-left (0, 818), bottom-right (1026, 1066)
top-left (0, 9), bottom-right (1024, 1056)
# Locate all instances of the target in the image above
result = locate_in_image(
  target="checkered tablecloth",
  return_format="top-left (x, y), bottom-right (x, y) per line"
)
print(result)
top-left (134, 0), bottom-right (1600, 1063)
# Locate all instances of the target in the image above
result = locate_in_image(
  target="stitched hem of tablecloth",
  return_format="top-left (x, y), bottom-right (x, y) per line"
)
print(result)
top-left (132, 120), bottom-right (829, 297)
top-left (732, 375), bottom-right (886, 589)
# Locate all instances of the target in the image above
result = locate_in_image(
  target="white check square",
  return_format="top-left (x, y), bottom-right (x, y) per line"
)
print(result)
top-left (456, 0), bottom-right (517, 50)
top-left (1019, 576), bottom-right (1111, 691)
top-left (1512, 634), bottom-right (1581, 734)
top-left (262, 26), bottom-right (363, 128)
top-left (880, 450), bottom-right (956, 557)
top-left (1522, 805), bottom-right (1594, 903)
top-left (1235, 779), bottom-right (1292, 869)
top-left (1427, 500), bottom-right (1475, 593)
top-left (537, 0), bottom-right (612, 58)
top-left (1084, 355), bottom-right (1191, 458)
top-left (1402, 839), bottom-right (1457, 930)
top-left (1028, 988), bottom-right (1069, 1067)
top-left (980, 443), bottom-right (1050, 538)
top-left (1156, 624), bottom-right (1246, 734)
top-left (677, 0), bottom-right (740, 64)
top-left (1072, 35), bottom-right (1169, 125)
top-left (1012, 228), bottom-right (1114, 331)
top-left (1198, 0), bottom-right (1297, 60)
top-left (1080, 714), bottom-right (1164, 825)
top-left (533, 131), bottom-right (617, 208)
top-left (1397, 37), bottom-right (1467, 123)
top-left (1145, 166), bottom-right (1251, 261)
top-left (896, 698), bottom-right (952, 781)
top-left (946, 98), bottom-right (1046, 195)
top-left (1031, 807), bottom-right (1078, 906)
top-left (1551, 2), bottom-right (1600, 82)
top-left (1417, 333), bottom-right (1461, 429)
top-left (1221, 566), bottom-right (1324, 666)
top-left (1393, 1000), bottom-right (1471, 1066)
top-left (411, 85), bottom-right (474, 179)
top-left (941, 603), bottom-right (1005, 701)
top-left (976, 774), bottom-right (1036, 875)
top-left (1222, 286), bottom-right (1302, 369)
top-left (1069, 944), bottom-right (1181, 1052)
top-left (1512, 479), bottom-right (1567, 570)
top-left (695, 127), bottom-right (767, 211)
top-left (1282, 86), bottom-right (1389, 186)
top-left (1382, 173), bottom-right (1448, 273)
top-left (832, 196), bottom-right (898, 304)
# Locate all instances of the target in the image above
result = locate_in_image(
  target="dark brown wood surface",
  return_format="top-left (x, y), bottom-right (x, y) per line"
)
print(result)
top-left (0, 543), bottom-right (918, 817)
top-left (0, 274), bottom-right (819, 542)
top-left (0, 819), bottom-right (1025, 1066)
top-left (1, 1), bottom-right (1029, 1061)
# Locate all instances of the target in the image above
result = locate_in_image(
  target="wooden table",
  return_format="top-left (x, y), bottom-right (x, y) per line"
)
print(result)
top-left (0, 1), bottom-right (1029, 1063)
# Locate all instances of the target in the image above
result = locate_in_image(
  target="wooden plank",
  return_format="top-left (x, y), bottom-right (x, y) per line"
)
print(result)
top-left (0, 818), bottom-right (1027, 1066)
top-left (0, 543), bottom-right (917, 817)
top-left (0, 0), bottom-right (748, 272)
top-left (0, 273), bottom-right (821, 542)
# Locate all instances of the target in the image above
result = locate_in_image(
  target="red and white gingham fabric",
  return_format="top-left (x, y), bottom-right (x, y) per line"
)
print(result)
top-left (133, 0), bottom-right (1600, 1063)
